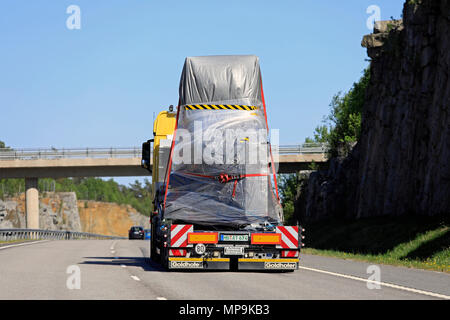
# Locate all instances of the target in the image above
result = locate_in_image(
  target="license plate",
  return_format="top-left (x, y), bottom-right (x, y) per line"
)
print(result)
top-left (220, 234), bottom-right (249, 242)
top-left (224, 246), bottom-right (244, 255)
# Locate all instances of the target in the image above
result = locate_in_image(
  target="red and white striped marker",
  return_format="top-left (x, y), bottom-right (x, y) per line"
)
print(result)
top-left (276, 226), bottom-right (299, 249)
top-left (281, 250), bottom-right (299, 258)
top-left (170, 224), bottom-right (193, 248)
top-left (169, 249), bottom-right (187, 256)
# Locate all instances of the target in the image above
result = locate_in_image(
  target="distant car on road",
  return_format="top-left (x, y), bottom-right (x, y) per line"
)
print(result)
top-left (144, 229), bottom-right (151, 240)
top-left (128, 226), bottom-right (144, 240)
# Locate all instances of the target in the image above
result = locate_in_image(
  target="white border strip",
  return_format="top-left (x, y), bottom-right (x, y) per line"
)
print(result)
top-left (298, 265), bottom-right (450, 300)
top-left (0, 240), bottom-right (49, 251)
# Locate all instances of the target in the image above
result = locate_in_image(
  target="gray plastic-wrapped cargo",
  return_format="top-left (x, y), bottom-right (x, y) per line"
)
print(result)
top-left (164, 55), bottom-right (283, 229)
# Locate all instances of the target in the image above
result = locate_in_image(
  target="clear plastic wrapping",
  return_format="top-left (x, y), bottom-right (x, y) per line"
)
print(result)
top-left (164, 56), bottom-right (282, 228)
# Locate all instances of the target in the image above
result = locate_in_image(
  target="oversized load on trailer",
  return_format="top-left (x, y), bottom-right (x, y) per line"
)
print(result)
top-left (142, 55), bottom-right (303, 271)
top-left (164, 55), bottom-right (283, 229)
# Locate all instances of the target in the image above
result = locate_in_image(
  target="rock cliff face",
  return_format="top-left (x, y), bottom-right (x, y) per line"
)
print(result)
top-left (295, 0), bottom-right (449, 222)
top-left (0, 192), bottom-right (81, 230)
top-left (41, 193), bottom-right (82, 231)
top-left (0, 198), bottom-right (25, 229)
top-left (78, 201), bottom-right (149, 237)
top-left (0, 193), bottom-right (149, 236)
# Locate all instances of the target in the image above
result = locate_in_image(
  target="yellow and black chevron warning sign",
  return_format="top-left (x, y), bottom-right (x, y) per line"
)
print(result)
top-left (184, 104), bottom-right (258, 111)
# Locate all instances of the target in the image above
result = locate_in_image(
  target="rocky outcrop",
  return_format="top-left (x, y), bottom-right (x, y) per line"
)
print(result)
top-left (40, 193), bottom-right (82, 231)
top-left (0, 199), bottom-right (25, 228)
top-left (295, 0), bottom-right (450, 222)
top-left (0, 192), bottom-right (82, 230)
top-left (78, 201), bottom-right (149, 237)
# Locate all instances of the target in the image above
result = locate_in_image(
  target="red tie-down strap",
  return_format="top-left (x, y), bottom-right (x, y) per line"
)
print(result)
top-left (260, 75), bottom-right (280, 203)
top-left (183, 172), bottom-right (269, 198)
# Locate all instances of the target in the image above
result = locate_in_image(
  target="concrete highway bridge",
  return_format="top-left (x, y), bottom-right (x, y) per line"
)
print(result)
top-left (0, 144), bottom-right (328, 229)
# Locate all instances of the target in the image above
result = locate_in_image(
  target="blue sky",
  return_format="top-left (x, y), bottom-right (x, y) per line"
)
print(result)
top-left (0, 0), bottom-right (404, 185)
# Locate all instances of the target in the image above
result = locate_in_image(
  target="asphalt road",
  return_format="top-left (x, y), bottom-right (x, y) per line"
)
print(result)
top-left (0, 239), bottom-right (448, 300)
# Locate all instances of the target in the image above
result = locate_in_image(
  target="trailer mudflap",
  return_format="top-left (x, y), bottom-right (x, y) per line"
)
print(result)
top-left (168, 257), bottom-right (230, 270)
top-left (238, 258), bottom-right (299, 270)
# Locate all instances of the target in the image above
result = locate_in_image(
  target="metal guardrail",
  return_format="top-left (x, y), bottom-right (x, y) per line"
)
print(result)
top-left (0, 229), bottom-right (125, 241)
top-left (0, 147), bottom-right (142, 160)
top-left (277, 143), bottom-right (328, 154)
top-left (0, 143), bottom-right (327, 160)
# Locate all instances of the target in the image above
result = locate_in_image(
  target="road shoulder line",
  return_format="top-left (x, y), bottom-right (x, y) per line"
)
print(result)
top-left (0, 240), bottom-right (50, 251)
top-left (298, 265), bottom-right (450, 300)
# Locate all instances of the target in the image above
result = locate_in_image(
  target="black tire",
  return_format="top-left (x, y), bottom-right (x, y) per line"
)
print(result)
top-left (159, 245), bottom-right (169, 270)
top-left (150, 236), bottom-right (160, 262)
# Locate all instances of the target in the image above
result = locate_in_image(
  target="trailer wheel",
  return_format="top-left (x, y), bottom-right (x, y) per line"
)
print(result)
top-left (161, 246), bottom-right (169, 270)
top-left (150, 229), bottom-right (160, 262)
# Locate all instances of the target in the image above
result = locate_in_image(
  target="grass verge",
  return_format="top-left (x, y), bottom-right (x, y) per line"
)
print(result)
top-left (301, 216), bottom-right (449, 273)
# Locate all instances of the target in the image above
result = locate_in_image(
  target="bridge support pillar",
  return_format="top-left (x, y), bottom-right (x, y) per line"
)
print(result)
top-left (25, 177), bottom-right (39, 229)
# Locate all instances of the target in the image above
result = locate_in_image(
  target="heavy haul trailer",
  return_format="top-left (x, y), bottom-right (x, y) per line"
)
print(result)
top-left (141, 55), bottom-right (304, 271)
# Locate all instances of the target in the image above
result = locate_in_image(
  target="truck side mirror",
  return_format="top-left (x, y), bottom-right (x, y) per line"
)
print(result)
top-left (141, 139), bottom-right (153, 171)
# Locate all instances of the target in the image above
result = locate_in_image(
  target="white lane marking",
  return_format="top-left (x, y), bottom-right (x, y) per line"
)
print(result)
top-left (0, 240), bottom-right (49, 250)
top-left (121, 264), bottom-right (126, 268)
top-left (298, 265), bottom-right (450, 300)
top-left (111, 250), bottom-right (116, 254)
top-left (156, 297), bottom-right (167, 300)
top-left (110, 240), bottom-right (117, 250)
top-left (131, 275), bottom-right (140, 281)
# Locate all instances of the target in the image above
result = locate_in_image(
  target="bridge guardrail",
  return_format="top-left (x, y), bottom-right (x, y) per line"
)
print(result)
top-left (0, 229), bottom-right (125, 241)
top-left (0, 147), bottom-right (142, 160)
top-left (0, 143), bottom-right (328, 160)
top-left (276, 143), bottom-right (328, 154)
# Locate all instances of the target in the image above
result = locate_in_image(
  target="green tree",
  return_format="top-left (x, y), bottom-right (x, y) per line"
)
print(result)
top-left (278, 173), bottom-right (299, 225)
top-left (305, 125), bottom-right (330, 144)
top-left (305, 68), bottom-right (370, 158)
